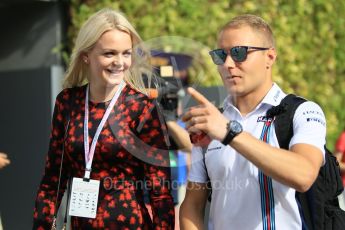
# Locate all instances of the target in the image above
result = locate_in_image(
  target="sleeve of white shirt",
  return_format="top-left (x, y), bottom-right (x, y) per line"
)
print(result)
top-left (289, 101), bottom-right (326, 162)
top-left (187, 145), bottom-right (209, 183)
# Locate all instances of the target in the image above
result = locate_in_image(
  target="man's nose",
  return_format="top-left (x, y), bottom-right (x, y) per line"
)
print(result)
top-left (223, 54), bottom-right (236, 68)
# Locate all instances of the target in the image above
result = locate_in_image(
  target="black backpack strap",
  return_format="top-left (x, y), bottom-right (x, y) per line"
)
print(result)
top-left (267, 94), bottom-right (314, 229)
top-left (267, 94), bottom-right (307, 149)
top-left (268, 94), bottom-right (345, 230)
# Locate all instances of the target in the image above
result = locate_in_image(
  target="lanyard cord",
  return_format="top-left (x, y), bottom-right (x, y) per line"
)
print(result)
top-left (83, 81), bottom-right (125, 180)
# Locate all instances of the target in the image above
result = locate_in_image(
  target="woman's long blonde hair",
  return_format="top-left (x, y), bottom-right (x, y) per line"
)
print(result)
top-left (63, 8), bottom-right (151, 94)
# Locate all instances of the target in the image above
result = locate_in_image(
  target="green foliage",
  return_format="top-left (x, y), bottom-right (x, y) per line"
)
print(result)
top-left (65, 0), bottom-right (345, 147)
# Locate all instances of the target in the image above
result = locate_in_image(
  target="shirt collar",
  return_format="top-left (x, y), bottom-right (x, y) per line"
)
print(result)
top-left (261, 83), bottom-right (286, 106)
top-left (222, 83), bottom-right (286, 111)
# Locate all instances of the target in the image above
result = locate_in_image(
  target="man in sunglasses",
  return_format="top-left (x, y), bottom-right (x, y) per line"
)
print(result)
top-left (180, 14), bottom-right (326, 230)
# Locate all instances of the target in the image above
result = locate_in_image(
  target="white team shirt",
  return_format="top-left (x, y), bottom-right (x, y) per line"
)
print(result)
top-left (188, 83), bottom-right (326, 230)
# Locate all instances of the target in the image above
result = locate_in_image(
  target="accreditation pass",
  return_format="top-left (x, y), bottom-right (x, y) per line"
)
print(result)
top-left (68, 177), bottom-right (100, 218)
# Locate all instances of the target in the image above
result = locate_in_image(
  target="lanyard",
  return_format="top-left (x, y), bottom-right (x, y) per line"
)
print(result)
top-left (83, 81), bottom-right (125, 179)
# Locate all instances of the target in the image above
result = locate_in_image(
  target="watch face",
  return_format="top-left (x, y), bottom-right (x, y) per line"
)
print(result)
top-left (230, 121), bottom-right (243, 134)
top-left (222, 120), bottom-right (243, 145)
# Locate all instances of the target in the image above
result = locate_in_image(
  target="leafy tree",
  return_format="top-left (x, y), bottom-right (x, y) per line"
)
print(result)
top-left (65, 0), bottom-right (345, 147)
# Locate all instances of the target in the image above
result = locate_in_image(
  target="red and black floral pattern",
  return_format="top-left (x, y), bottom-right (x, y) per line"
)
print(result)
top-left (33, 84), bottom-right (175, 229)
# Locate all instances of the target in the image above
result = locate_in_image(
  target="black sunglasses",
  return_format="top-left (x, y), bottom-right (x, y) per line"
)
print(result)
top-left (209, 46), bottom-right (270, 64)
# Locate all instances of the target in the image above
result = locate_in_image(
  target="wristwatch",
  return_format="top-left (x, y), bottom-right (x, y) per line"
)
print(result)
top-left (222, 120), bottom-right (243, 145)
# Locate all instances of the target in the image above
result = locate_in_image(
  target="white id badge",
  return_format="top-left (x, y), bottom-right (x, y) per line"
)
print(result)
top-left (68, 177), bottom-right (100, 218)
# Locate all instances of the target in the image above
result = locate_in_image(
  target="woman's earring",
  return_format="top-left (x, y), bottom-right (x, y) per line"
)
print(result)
top-left (84, 58), bottom-right (88, 64)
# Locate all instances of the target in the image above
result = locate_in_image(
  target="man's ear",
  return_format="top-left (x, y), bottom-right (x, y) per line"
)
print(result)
top-left (266, 48), bottom-right (277, 69)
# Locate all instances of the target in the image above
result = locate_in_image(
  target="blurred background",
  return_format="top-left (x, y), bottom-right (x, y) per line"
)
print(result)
top-left (0, 0), bottom-right (344, 229)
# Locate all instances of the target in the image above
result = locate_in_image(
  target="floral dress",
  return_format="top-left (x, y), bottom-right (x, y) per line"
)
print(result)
top-left (33, 84), bottom-right (175, 229)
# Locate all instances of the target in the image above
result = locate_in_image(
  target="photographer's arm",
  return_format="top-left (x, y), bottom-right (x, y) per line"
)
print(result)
top-left (166, 121), bottom-right (192, 153)
top-left (180, 182), bottom-right (208, 230)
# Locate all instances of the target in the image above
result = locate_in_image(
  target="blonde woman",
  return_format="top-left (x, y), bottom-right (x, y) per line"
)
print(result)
top-left (33, 8), bottom-right (174, 229)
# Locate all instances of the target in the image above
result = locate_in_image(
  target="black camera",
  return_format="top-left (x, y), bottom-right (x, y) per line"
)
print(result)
top-left (148, 52), bottom-right (192, 120)
top-left (142, 66), bottom-right (180, 120)
top-left (156, 66), bottom-right (179, 111)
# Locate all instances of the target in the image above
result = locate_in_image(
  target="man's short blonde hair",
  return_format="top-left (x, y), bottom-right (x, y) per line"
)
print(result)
top-left (219, 14), bottom-right (275, 48)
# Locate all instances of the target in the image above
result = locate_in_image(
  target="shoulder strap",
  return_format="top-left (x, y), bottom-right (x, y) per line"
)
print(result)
top-left (267, 94), bottom-right (306, 149)
top-left (52, 89), bottom-right (75, 229)
top-left (267, 94), bottom-right (315, 229)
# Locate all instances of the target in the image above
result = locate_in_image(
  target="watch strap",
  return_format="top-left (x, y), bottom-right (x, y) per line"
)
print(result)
top-left (222, 122), bottom-right (234, 145)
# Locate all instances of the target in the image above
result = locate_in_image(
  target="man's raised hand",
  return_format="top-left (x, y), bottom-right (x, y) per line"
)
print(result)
top-left (182, 87), bottom-right (229, 142)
